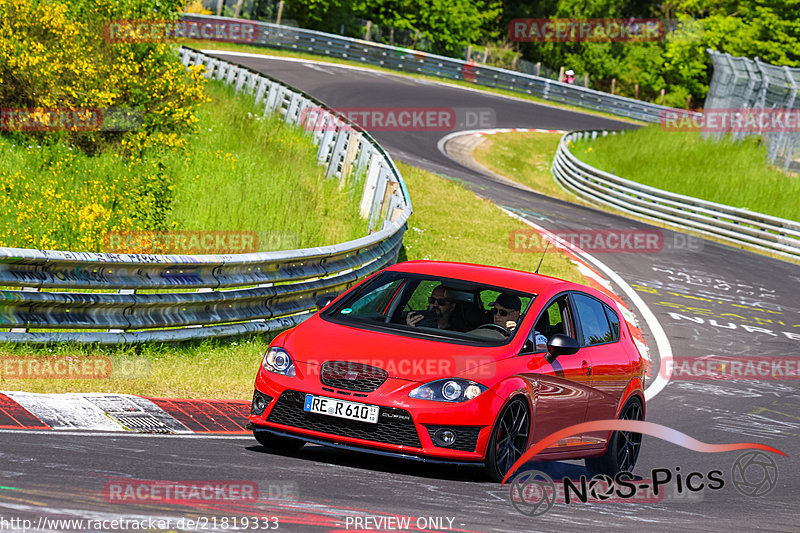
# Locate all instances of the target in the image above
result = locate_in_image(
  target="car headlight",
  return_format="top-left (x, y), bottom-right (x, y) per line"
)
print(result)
top-left (409, 378), bottom-right (487, 402)
top-left (262, 347), bottom-right (296, 377)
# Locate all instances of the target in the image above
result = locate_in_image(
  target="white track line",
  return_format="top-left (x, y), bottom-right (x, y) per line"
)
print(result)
top-left (436, 128), bottom-right (567, 156)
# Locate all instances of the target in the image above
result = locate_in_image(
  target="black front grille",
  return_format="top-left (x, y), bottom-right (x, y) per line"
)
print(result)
top-left (267, 390), bottom-right (421, 448)
top-left (425, 425), bottom-right (483, 452)
top-left (320, 361), bottom-right (388, 392)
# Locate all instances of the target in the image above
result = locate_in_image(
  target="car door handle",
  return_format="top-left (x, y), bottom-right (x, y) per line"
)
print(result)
top-left (582, 360), bottom-right (592, 375)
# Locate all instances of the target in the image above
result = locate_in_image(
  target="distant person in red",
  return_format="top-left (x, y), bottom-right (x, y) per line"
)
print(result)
top-left (463, 58), bottom-right (477, 83)
top-left (563, 69), bottom-right (575, 84)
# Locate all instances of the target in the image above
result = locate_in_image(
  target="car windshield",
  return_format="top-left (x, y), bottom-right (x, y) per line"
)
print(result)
top-left (322, 271), bottom-right (535, 345)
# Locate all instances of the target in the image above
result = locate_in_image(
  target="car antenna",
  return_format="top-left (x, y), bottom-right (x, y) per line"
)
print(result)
top-left (535, 241), bottom-right (550, 274)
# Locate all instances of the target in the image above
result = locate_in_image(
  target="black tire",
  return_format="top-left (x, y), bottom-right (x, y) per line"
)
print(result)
top-left (585, 397), bottom-right (643, 476)
top-left (253, 431), bottom-right (305, 452)
top-left (484, 397), bottom-right (531, 482)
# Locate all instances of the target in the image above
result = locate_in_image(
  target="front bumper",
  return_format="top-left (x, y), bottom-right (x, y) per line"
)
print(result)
top-left (249, 369), bottom-right (502, 462)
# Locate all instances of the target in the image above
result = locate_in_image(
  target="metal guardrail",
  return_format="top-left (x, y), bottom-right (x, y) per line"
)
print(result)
top-left (0, 47), bottom-right (412, 344)
top-left (182, 13), bottom-right (687, 124)
top-left (552, 130), bottom-right (800, 261)
top-left (705, 50), bottom-right (799, 172)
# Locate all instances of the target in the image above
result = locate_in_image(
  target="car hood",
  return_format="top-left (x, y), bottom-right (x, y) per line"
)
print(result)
top-left (280, 316), bottom-right (509, 382)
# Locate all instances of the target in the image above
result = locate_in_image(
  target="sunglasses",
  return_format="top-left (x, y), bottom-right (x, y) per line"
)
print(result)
top-left (492, 307), bottom-right (516, 317)
top-left (428, 297), bottom-right (449, 305)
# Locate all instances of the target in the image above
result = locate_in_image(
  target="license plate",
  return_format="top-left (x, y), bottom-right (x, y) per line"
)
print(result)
top-left (303, 394), bottom-right (379, 424)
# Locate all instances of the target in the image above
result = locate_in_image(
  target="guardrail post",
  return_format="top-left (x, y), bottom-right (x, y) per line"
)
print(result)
top-left (367, 166), bottom-right (390, 231)
top-left (300, 105), bottom-right (320, 134)
top-left (312, 112), bottom-right (331, 144)
top-left (326, 127), bottom-right (349, 178)
top-left (226, 65), bottom-right (240, 85)
top-left (360, 155), bottom-right (383, 219)
top-left (204, 58), bottom-right (218, 79)
top-left (284, 93), bottom-right (302, 124)
top-left (263, 83), bottom-right (282, 115)
top-left (216, 61), bottom-right (228, 81)
top-left (253, 77), bottom-right (268, 103)
top-left (339, 131), bottom-right (362, 188)
top-left (245, 72), bottom-right (259, 95)
top-left (235, 69), bottom-right (249, 93)
top-left (354, 140), bottom-right (373, 175)
top-left (377, 180), bottom-right (399, 223)
top-left (317, 121), bottom-right (337, 164)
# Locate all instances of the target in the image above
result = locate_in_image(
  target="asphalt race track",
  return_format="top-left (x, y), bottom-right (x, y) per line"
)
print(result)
top-left (2, 53), bottom-right (798, 532)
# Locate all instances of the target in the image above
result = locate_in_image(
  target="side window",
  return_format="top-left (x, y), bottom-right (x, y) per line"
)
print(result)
top-left (525, 296), bottom-right (570, 353)
top-left (604, 304), bottom-right (621, 342)
top-left (572, 293), bottom-right (613, 346)
top-left (338, 279), bottom-right (403, 317)
top-left (406, 280), bottom-right (439, 311)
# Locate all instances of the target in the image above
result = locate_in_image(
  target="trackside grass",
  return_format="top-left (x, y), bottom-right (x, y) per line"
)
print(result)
top-left (472, 130), bottom-right (799, 264)
top-left (573, 126), bottom-right (800, 222)
top-left (170, 81), bottom-right (366, 249)
top-left (0, 80), bottom-right (365, 252)
top-left (396, 161), bottom-right (585, 284)
top-left (0, 163), bottom-right (585, 398)
top-left (471, 132), bottom-right (573, 203)
top-left (0, 340), bottom-right (267, 400)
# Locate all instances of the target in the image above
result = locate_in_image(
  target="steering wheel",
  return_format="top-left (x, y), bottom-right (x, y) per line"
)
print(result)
top-left (473, 323), bottom-right (511, 337)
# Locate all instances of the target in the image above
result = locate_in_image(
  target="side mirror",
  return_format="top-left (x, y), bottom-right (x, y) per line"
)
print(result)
top-left (315, 294), bottom-right (337, 311)
top-left (545, 334), bottom-right (580, 363)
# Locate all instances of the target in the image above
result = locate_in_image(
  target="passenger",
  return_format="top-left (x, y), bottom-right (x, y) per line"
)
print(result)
top-left (491, 293), bottom-right (547, 349)
top-left (490, 293), bottom-right (521, 331)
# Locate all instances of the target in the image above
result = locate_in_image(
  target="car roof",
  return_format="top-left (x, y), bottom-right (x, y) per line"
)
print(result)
top-left (385, 260), bottom-right (581, 295)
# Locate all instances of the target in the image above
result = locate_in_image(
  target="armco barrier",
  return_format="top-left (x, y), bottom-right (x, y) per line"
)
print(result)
top-left (181, 14), bottom-right (686, 124)
top-left (0, 47), bottom-right (412, 344)
top-left (552, 130), bottom-right (800, 260)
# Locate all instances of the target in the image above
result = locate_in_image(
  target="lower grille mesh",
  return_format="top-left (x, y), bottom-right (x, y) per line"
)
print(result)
top-left (267, 390), bottom-right (421, 448)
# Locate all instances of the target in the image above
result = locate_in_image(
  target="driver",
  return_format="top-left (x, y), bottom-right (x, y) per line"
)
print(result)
top-left (406, 285), bottom-right (456, 329)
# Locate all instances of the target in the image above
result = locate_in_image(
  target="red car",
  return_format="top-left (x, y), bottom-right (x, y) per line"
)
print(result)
top-left (248, 261), bottom-right (645, 481)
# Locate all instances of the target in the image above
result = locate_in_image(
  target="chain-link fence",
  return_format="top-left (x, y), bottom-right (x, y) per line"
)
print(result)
top-left (705, 49), bottom-right (800, 172)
